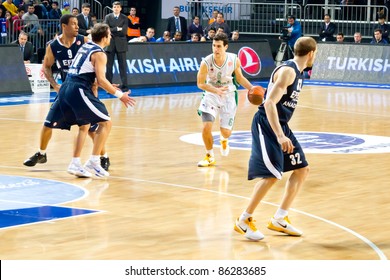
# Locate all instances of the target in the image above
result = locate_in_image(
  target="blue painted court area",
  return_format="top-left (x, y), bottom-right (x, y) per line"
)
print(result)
top-left (0, 80), bottom-right (389, 107)
top-left (0, 175), bottom-right (98, 229)
top-left (0, 206), bottom-right (98, 229)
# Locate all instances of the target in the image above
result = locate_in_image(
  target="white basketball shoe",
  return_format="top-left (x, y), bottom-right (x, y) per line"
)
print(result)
top-left (234, 217), bottom-right (264, 241)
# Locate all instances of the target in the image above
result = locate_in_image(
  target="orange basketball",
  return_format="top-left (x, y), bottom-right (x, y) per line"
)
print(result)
top-left (248, 86), bottom-right (265, 105)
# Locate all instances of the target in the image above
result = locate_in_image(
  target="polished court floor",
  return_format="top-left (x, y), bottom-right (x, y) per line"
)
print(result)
top-left (0, 84), bottom-right (390, 260)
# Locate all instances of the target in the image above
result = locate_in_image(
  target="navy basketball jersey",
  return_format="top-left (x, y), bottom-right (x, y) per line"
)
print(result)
top-left (66, 42), bottom-right (105, 86)
top-left (50, 34), bottom-right (85, 82)
top-left (259, 60), bottom-right (304, 123)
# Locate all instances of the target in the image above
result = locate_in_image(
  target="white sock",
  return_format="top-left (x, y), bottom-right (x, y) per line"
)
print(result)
top-left (274, 208), bottom-right (288, 220)
top-left (90, 155), bottom-right (100, 163)
top-left (72, 157), bottom-right (81, 164)
top-left (102, 153), bottom-right (108, 158)
top-left (239, 211), bottom-right (252, 221)
top-left (207, 149), bottom-right (214, 157)
top-left (39, 149), bottom-right (46, 155)
top-left (220, 135), bottom-right (227, 141)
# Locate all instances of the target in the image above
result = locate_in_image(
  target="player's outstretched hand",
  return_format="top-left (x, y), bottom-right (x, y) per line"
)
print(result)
top-left (119, 90), bottom-right (136, 108)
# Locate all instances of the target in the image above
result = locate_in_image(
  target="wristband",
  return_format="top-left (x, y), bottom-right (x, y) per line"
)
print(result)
top-left (114, 90), bottom-right (123, 98)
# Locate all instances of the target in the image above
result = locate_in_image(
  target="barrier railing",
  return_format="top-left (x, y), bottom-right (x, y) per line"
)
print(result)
top-left (186, 1), bottom-right (388, 38)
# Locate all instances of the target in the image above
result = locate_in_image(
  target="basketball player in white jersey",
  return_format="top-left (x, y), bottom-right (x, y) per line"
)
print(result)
top-left (196, 32), bottom-right (254, 167)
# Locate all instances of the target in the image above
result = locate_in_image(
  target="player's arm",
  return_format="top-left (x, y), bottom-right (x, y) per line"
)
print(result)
top-left (92, 52), bottom-right (135, 108)
top-left (234, 58), bottom-right (253, 91)
top-left (42, 44), bottom-right (60, 93)
top-left (264, 67), bottom-right (296, 153)
top-left (196, 61), bottom-right (227, 96)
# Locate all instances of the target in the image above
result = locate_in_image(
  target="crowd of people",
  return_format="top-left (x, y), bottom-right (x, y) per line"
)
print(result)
top-left (315, 13), bottom-right (388, 44)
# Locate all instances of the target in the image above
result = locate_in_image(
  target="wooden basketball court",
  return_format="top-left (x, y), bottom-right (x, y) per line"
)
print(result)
top-left (0, 84), bottom-right (389, 260)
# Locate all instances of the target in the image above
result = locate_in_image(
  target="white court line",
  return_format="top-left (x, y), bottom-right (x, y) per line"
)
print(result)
top-left (110, 174), bottom-right (388, 261)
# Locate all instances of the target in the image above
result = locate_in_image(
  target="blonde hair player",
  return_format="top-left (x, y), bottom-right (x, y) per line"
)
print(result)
top-left (234, 37), bottom-right (317, 240)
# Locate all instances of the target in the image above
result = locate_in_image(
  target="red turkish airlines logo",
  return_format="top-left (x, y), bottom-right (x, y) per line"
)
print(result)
top-left (39, 67), bottom-right (46, 79)
top-left (238, 47), bottom-right (261, 76)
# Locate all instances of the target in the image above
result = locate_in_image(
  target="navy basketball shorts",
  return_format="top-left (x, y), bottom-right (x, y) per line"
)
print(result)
top-left (59, 82), bottom-right (110, 127)
top-left (43, 95), bottom-right (72, 130)
top-left (248, 111), bottom-right (308, 180)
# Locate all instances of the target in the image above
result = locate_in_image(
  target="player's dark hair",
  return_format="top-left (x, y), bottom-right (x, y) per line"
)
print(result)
top-left (213, 32), bottom-right (229, 46)
top-left (60, 14), bottom-right (76, 26)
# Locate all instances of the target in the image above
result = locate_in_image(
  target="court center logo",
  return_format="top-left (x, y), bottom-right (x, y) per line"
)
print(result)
top-left (238, 47), bottom-right (261, 76)
top-left (180, 131), bottom-right (390, 154)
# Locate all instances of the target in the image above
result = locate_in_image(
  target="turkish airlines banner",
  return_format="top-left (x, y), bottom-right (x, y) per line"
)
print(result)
top-left (112, 41), bottom-right (275, 86)
top-left (311, 43), bottom-right (390, 84)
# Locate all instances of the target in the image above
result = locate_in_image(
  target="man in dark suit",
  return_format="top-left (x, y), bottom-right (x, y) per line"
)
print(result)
top-left (16, 31), bottom-right (34, 63)
top-left (318, 14), bottom-right (337, 42)
top-left (166, 6), bottom-right (187, 41)
top-left (104, 1), bottom-right (128, 91)
top-left (76, 3), bottom-right (93, 36)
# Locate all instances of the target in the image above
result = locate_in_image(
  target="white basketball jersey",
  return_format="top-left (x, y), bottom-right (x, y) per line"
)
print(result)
top-left (203, 52), bottom-right (237, 93)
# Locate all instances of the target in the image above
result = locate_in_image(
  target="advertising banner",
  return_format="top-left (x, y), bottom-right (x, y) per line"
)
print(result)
top-left (113, 41), bottom-right (275, 86)
top-left (161, 0), bottom-right (247, 20)
top-left (311, 43), bottom-right (390, 84)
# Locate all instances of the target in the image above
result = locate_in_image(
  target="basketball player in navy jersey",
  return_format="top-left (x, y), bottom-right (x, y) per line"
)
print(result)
top-left (58, 23), bottom-right (135, 177)
top-left (23, 14), bottom-right (109, 177)
top-left (234, 37), bottom-right (317, 240)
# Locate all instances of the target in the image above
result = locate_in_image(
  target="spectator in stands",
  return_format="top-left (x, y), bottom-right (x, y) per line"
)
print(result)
top-left (371, 28), bottom-right (389, 44)
top-left (72, 7), bottom-right (79, 16)
top-left (231, 30), bottom-right (239, 41)
top-left (42, 1), bottom-right (51, 13)
top-left (187, 32), bottom-right (200, 42)
top-left (127, 6), bottom-right (140, 40)
top-left (188, 15), bottom-right (203, 39)
top-left (104, 1), bottom-right (128, 91)
top-left (4, 9), bottom-right (11, 31)
top-left (156, 30), bottom-right (170, 42)
top-left (145, 27), bottom-right (156, 42)
top-left (200, 26), bottom-right (216, 41)
top-left (0, 5), bottom-right (5, 17)
top-left (166, 6), bottom-right (187, 41)
top-left (32, 0), bottom-right (47, 19)
top-left (208, 9), bottom-right (219, 25)
top-left (128, 35), bottom-right (146, 43)
top-left (354, 32), bottom-right (362, 43)
top-left (61, 2), bottom-right (70, 15)
top-left (48, 1), bottom-right (61, 20)
top-left (15, 31), bottom-right (34, 63)
top-left (373, 14), bottom-right (389, 42)
top-left (2, 0), bottom-right (18, 16)
top-left (22, 4), bottom-right (43, 36)
top-left (208, 12), bottom-right (230, 37)
top-left (90, 13), bottom-right (97, 26)
top-left (318, 14), bottom-right (336, 42)
top-left (285, 15), bottom-right (302, 49)
top-left (216, 26), bottom-right (225, 36)
top-left (11, 7), bottom-right (24, 38)
top-left (336, 32), bottom-right (345, 42)
top-left (19, 0), bottom-right (30, 13)
top-left (76, 3), bottom-right (92, 36)
top-left (171, 30), bottom-right (182, 41)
